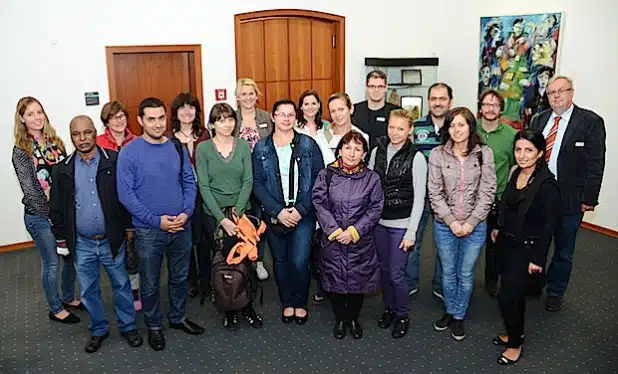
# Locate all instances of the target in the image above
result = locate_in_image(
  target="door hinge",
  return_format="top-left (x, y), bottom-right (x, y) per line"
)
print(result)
top-left (332, 35), bottom-right (336, 48)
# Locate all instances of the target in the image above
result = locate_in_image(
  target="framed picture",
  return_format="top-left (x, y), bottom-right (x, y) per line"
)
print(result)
top-left (401, 96), bottom-right (423, 121)
top-left (401, 69), bottom-right (422, 85)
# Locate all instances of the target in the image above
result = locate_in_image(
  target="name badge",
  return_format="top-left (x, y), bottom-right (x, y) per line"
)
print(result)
top-left (376, 117), bottom-right (386, 122)
top-left (258, 123), bottom-right (268, 128)
top-left (575, 141), bottom-right (585, 147)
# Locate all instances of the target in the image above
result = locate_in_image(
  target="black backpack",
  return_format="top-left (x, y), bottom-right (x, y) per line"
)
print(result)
top-left (211, 209), bottom-right (262, 312)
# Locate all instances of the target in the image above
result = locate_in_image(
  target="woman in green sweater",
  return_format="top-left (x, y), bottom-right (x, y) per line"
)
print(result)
top-left (195, 102), bottom-right (262, 331)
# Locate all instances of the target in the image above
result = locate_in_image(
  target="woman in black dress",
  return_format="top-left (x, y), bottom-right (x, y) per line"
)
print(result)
top-left (490, 128), bottom-right (560, 365)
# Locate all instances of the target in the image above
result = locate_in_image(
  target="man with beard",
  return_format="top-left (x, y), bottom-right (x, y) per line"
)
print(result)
top-left (477, 89), bottom-right (517, 297)
top-left (353, 70), bottom-right (402, 149)
top-left (117, 98), bottom-right (204, 351)
top-left (50, 115), bottom-right (143, 353)
top-left (407, 82), bottom-right (454, 301)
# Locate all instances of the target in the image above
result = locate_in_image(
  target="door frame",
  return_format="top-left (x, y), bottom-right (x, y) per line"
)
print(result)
top-left (105, 44), bottom-right (204, 117)
top-left (233, 9), bottom-right (346, 94)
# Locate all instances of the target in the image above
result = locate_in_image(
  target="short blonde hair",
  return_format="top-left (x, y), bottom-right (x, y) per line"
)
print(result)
top-left (235, 78), bottom-right (262, 99)
top-left (389, 108), bottom-right (415, 128)
top-left (548, 75), bottom-right (573, 88)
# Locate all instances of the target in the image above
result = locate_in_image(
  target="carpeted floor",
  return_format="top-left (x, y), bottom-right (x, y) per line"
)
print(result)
top-left (0, 227), bottom-right (617, 374)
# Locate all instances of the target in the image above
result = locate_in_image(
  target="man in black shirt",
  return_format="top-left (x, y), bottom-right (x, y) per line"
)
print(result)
top-left (353, 70), bottom-right (402, 149)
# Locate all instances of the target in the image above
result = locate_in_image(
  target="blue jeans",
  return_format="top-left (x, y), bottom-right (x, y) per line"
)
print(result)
top-left (74, 236), bottom-right (136, 336)
top-left (136, 228), bottom-right (191, 330)
top-left (24, 214), bottom-right (76, 314)
top-left (545, 212), bottom-right (584, 297)
top-left (405, 199), bottom-right (442, 293)
top-left (265, 217), bottom-right (314, 308)
top-left (434, 220), bottom-right (487, 320)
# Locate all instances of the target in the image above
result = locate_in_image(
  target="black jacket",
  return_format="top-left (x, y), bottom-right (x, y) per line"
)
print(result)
top-left (528, 105), bottom-right (606, 215)
top-left (374, 136), bottom-right (417, 219)
top-left (50, 147), bottom-right (131, 258)
top-left (497, 164), bottom-right (560, 266)
top-left (352, 101), bottom-right (401, 149)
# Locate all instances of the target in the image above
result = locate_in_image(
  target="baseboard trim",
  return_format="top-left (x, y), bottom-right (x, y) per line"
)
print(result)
top-left (0, 241), bottom-right (34, 253)
top-left (0, 221), bottom-right (615, 253)
top-left (581, 222), bottom-right (618, 238)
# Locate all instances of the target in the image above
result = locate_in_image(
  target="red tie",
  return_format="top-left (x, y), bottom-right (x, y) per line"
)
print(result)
top-left (545, 116), bottom-right (561, 162)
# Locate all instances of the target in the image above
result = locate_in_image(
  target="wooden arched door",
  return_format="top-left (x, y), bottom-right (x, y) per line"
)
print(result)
top-left (234, 10), bottom-right (345, 111)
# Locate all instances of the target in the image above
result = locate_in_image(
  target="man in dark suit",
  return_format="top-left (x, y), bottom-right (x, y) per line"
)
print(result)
top-left (528, 75), bottom-right (606, 312)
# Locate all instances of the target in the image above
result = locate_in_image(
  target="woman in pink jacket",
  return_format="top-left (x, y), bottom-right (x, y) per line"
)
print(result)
top-left (428, 107), bottom-right (496, 341)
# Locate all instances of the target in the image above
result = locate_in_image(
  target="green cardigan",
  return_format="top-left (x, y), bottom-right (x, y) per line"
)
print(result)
top-left (195, 138), bottom-right (253, 223)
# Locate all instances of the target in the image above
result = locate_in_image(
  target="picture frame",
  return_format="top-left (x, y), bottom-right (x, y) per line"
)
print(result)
top-left (401, 69), bottom-right (422, 85)
top-left (401, 96), bottom-right (423, 121)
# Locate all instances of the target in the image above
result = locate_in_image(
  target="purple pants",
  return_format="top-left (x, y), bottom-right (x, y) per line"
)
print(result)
top-left (375, 225), bottom-right (409, 317)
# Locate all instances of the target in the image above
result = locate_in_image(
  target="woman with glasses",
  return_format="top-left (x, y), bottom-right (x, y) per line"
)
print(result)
top-left (252, 99), bottom-right (324, 324)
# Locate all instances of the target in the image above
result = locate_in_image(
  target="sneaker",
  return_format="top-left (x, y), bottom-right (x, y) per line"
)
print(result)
top-left (433, 313), bottom-right (453, 331)
top-left (256, 261), bottom-right (269, 280)
top-left (408, 287), bottom-right (419, 296)
top-left (432, 290), bottom-right (445, 302)
top-left (451, 319), bottom-right (466, 341)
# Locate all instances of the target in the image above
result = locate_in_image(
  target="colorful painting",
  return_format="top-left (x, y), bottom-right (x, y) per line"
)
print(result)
top-left (479, 12), bottom-right (562, 129)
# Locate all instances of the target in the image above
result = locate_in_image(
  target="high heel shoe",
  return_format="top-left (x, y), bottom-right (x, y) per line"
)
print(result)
top-left (48, 311), bottom-right (80, 324)
top-left (497, 347), bottom-right (524, 365)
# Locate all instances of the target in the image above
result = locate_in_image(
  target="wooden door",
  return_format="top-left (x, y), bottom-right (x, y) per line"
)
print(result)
top-left (106, 45), bottom-right (203, 135)
top-left (235, 11), bottom-right (345, 113)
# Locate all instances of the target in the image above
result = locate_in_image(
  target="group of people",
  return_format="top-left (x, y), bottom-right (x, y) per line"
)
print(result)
top-left (12, 70), bottom-right (605, 366)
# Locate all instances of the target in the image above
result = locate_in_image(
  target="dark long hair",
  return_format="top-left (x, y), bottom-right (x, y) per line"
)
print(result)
top-left (296, 90), bottom-right (324, 129)
top-left (514, 128), bottom-right (546, 164)
top-left (442, 107), bottom-right (483, 156)
top-left (171, 92), bottom-right (204, 137)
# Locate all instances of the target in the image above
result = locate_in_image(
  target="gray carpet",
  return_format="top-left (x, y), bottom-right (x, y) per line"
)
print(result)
top-left (1, 227), bottom-right (617, 374)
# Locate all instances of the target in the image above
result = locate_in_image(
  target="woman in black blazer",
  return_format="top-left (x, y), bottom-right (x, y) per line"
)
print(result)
top-left (490, 128), bottom-right (560, 365)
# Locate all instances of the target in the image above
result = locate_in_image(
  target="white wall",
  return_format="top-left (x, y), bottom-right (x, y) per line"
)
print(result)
top-left (0, 0), bottom-right (616, 246)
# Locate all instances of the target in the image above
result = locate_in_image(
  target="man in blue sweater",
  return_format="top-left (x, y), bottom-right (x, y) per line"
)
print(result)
top-left (117, 97), bottom-right (203, 351)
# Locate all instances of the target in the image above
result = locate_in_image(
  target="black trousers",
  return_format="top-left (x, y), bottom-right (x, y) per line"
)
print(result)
top-left (497, 235), bottom-right (528, 348)
top-left (330, 293), bottom-right (364, 322)
top-left (484, 209), bottom-right (500, 284)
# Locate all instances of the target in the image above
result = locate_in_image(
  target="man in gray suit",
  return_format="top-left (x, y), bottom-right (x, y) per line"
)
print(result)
top-left (527, 75), bottom-right (606, 312)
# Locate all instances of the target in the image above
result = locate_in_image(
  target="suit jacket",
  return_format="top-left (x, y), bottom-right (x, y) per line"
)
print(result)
top-left (234, 108), bottom-right (273, 139)
top-left (528, 105), bottom-right (606, 215)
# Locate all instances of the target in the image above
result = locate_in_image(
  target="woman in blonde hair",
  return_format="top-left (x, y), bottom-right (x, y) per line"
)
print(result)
top-left (12, 96), bottom-right (82, 323)
top-left (234, 78), bottom-right (273, 281)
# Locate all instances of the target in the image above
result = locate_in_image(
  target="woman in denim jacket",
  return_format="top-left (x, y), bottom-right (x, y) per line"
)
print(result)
top-left (252, 99), bottom-right (325, 324)
top-left (428, 107), bottom-right (496, 341)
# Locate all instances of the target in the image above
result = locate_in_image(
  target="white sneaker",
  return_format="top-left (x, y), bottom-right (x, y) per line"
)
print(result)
top-left (256, 261), bottom-right (269, 280)
top-left (408, 288), bottom-right (419, 296)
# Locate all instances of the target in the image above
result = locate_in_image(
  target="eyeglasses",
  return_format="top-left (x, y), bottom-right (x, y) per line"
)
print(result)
top-left (275, 113), bottom-right (295, 119)
top-left (547, 88), bottom-right (573, 97)
top-left (110, 113), bottom-right (126, 121)
top-left (367, 85), bottom-right (386, 90)
top-left (481, 103), bottom-right (500, 109)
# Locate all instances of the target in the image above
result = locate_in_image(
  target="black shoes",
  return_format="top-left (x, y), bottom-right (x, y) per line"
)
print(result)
top-left (392, 317), bottom-right (409, 339)
top-left (433, 313), bottom-right (453, 331)
top-left (121, 329), bottom-right (144, 347)
top-left (451, 319), bottom-right (466, 341)
top-left (147, 329), bottom-right (166, 351)
top-left (348, 320), bottom-right (363, 339)
top-left (223, 312), bottom-right (239, 331)
top-left (333, 320), bottom-right (346, 339)
top-left (169, 319), bottom-right (204, 335)
top-left (48, 311), bottom-right (80, 324)
top-left (378, 309), bottom-right (395, 329)
top-left (498, 347), bottom-right (524, 365)
top-left (295, 310), bottom-right (309, 325)
top-left (84, 332), bottom-right (109, 353)
top-left (62, 300), bottom-right (87, 311)
top-left (242, 308), bottom-right (264, 329)
top-left (282, 311), bottom-right (294, 324)
top-left (545, 295), bottom-right (563, 311)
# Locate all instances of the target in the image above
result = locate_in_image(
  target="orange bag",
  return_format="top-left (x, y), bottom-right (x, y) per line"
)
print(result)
top-left (226, 213), bottom-right (266, 265)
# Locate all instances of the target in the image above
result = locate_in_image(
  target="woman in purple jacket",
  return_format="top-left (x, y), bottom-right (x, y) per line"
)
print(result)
top-left (312, 131), bottom-right (384, 340)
